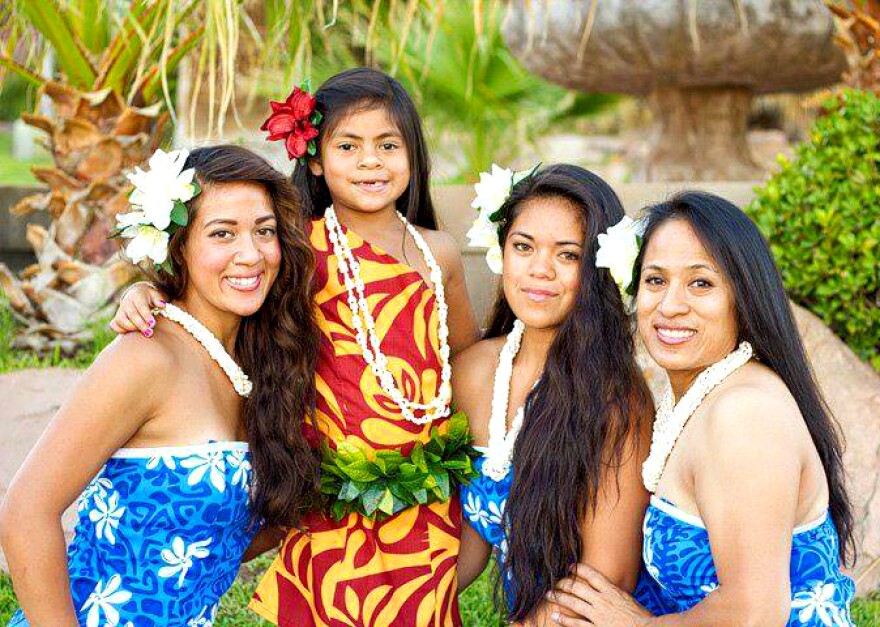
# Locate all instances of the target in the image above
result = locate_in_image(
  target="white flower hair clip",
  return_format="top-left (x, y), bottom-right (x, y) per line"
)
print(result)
top-left (466, 163), bottom-right (539, 274)
top-left (112, 148), bottom-right (200, 272)
top-left (595, 215), bottom-right (647, 312)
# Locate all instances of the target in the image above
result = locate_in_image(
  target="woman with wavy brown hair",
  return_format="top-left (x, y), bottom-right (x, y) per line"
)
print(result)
top-left (0, 145), bottom-right (320, 625)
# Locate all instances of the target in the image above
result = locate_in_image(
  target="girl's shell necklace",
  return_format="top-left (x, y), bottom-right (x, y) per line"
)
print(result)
top-left (324, 205), bottom-right (451, 425)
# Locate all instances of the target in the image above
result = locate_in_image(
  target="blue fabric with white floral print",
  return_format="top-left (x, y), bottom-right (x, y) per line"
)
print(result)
top-left (634, 496), bottom-right (855, 626)
top-left (8, 441), bottom-right (257, 627)
top-left (460, 452), bottom-right (513, 604)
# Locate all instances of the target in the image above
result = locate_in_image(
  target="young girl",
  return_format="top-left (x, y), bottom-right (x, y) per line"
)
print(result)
top-left (453, 165), bottom-right (654, 625)
top-left (0, 145), bottom-right (319, 625)
top-left (109, 68), bottom-right (479, 626)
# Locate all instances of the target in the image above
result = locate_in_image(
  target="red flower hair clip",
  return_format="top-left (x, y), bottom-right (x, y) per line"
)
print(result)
top-left (261, 80), bottom-right (323, 164)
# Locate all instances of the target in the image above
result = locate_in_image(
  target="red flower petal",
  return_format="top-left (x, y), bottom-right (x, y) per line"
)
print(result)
top-left (288, 90), bottom-right (317, 120)
top-left (286, 132), bottom-right (308, 160)
top-left (264, 113), bottom-right (298, 136)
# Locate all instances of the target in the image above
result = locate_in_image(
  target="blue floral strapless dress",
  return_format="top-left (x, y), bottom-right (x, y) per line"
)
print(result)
top-left (634, 495), bottom-right (855, 626)
top-left (460, 451), bottom-right (514, 602)
top-left (9, 441), bottom-right (258, 627)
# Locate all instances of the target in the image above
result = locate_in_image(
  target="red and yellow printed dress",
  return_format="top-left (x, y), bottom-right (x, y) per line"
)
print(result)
top-left (250, 218), bottom-right (462, 627)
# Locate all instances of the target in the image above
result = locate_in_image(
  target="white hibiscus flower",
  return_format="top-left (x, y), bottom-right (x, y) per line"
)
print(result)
top-left (181, 450), bottom-right (227, 492)
top-left (791, 582), bottom-right (840, 626)
top-left (81, 574), bottom-right (132, 627)
top-left (187, 603), bottom-right (219, 626)
top-left (120, 224), bottom-right (170, 265)
top-left (487, 499), bottom-right (505, 526)
top-left (158, 536), bottom-right (212, 588)
top-left (700, 582), bottom-right (719, 595)
top-left (77, 477), bottom-right (113, 512)
top-left (126, 148), bottom-right (197, 230)
top-left (146, 454), bottom-right (177, 471)
top-left (88, 491), bottom-right (125, 544)
top-left (463, 492), bottom-right (489, 527)
top-left (226, 450), bottom-right (251, 490)
top-left (595, 215), bottom-right (646, 309)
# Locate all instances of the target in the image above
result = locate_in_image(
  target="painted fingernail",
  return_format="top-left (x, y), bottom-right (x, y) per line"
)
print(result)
top-left (144, 329), bottom-right (153, 337)
top-left (551, 612), bottom-right (560, 622)
top-left (158, 300), bottom-right (167, 306)
top-left (148, 318), bottom-right (156, 327)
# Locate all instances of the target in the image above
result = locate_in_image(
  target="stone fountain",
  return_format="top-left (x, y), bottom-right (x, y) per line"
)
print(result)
top-left (502, 0), bottom-right (847, 180)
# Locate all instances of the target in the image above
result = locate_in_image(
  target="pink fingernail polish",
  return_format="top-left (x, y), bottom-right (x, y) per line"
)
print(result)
top-left (149, 318), bottom-right (156, 327)
top-left (158, 300), bottom-right (167, 306)
top-left (144, 329), bottom-right (153, 337)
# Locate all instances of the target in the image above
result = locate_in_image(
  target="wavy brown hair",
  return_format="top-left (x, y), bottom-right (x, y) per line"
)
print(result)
top-left (484, 164), bottom-right (653, 621)
top-left (147, 144), bottom-right (320, 528)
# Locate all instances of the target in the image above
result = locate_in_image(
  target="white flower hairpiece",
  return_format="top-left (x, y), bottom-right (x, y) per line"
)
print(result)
top-left (466, 163), bottom-right (538, 274)
top-left (113, 148), bottom-right (200, 270)
top-left (595, 215), bottom-right (646, 311)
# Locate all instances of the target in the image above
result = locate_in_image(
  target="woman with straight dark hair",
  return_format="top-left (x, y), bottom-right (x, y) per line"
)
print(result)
top-left (455, 164), bottom-right (654, 625)
top-left (0, 145), bottom-right (320, 625)
top-left (547, 191), bottom-right (855, 626)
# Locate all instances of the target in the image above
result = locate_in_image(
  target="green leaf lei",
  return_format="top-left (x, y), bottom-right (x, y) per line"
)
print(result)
top-left (319, 411), bottom-right (481, 521)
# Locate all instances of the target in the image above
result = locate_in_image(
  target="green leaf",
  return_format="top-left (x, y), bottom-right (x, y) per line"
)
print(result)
top-left (377, 489), bottom-right (395, 516)
top-left (337, 480), bottom-right (363, 502)
top-left (307, 140), bottom-right (317, 157)
top-left (170, 202), bottom-right (188, 227)
top-left (311, 110), bottom-right (323, 126)
top-left (412, 488), bottom-right (428, 505)
top-left (20, 0), bottom-right (97, 88)
top-left (361, 486), bottom-right (384, 516)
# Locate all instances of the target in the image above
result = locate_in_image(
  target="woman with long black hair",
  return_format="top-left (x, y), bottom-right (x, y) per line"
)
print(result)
top-left (454, 164), bottom-right (654, 625)
top-left (547, 191), bottom-right (855, 626)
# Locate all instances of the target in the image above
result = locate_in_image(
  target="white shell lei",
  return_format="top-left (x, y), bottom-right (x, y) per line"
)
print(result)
top-left (482, 319), bottom-right (528, 481)
top-left (324, 206), bottom-right (451, 425)
top-left (642, 341), bottom-right (753, 492)
top-left (157, 303), bottom-right (253, 397)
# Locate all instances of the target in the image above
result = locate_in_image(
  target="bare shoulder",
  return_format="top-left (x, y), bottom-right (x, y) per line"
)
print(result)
top-left (701, 362), bottom-right (804, 448)
top-left (90, 319), bottom-right (182, 387)
top-left (451, 337), bottom-right (503, 428)
top-left (452, 337), bottom-right (504, 379)
top-left (417, 228), bottom-right (463, 269)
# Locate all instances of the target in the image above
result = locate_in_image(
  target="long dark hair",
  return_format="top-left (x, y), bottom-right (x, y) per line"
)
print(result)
top-left (486, 165), bottom-right (653, 621)
top-left (291, 67), bottom-right (438, 228)
top-left (633, 191), bottom-right (854, 563)
top-left (149, 144), bottom-right (320, 528)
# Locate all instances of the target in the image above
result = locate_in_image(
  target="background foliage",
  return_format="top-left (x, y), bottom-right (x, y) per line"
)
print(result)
top-left (748, 89), bottom-right (880, 370)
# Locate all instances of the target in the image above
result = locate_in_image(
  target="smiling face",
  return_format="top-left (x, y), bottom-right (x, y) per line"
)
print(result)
top-left (502, 196), bottom-right (584, 331)
top-left (181, 181), bottom-right (281, 319)
top-left (636, 219), bottom-right (739, 390)
top-left (308, 106), bottom-right (410, 217)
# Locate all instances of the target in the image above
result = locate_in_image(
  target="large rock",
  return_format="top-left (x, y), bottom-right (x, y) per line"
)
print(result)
top-left (639, 303), bottom-right (880, 594)
top-left (0, 368), bottom-right (82, 572)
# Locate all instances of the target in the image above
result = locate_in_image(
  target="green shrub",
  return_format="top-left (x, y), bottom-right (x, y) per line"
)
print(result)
top-left (748, 89), bottom-right (880, 370)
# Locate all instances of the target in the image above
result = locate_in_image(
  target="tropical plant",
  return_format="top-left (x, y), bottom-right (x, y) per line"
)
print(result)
top-left (747, 89), bottom-right (880, 370)
top-left (389, 0), bottom-right (616, 178)
top-left (254, 1), bottom-right (616, 179)
top-left (0, 0), bottom-right (207, 354)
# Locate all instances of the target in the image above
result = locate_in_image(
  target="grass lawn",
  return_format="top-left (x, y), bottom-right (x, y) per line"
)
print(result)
top-left (0, 300), bottom-right (116, 373)
top-left (0, 130), bottom-right (51, 186)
